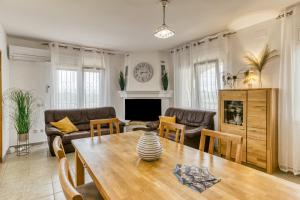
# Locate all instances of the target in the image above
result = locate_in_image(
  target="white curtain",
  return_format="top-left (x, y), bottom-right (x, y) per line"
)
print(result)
top-left (172, 35), bottom-right (228, 110)
top-left (50, 43), bottom-right (111, 109)
top-left (278, 6), bottom-right (300, 175)
top-left (173, 46), bottom-right (192, 108)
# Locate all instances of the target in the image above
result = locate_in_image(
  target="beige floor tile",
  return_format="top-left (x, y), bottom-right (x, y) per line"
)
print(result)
top-left (52, 181), bottom-right (63, 194)
top-left (23, 183), bottom-right (54, 200)
top-left (0, 192), bottom-right (23, 200)
top-left (54, 192), bottom-right (66, 200)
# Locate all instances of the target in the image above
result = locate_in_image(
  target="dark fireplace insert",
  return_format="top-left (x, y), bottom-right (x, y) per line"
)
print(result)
top-left (125, 99), bottom-right (161, 121)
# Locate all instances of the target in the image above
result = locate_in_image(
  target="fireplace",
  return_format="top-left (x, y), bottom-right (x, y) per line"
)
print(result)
top-left (125, 99), bottom-right (161, 121)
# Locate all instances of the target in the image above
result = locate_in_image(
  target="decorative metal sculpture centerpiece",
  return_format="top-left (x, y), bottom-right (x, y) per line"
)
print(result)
top-left (136, 132), bottom-right (162, 161)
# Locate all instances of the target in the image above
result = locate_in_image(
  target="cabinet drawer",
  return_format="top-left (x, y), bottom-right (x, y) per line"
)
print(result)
top-left (247, 138), bottom-right (267, 169)
top-left (247, 127), bottom-right (266, 141)
top-left (247, 115), bottom-right (266, 129)
top-left (248, 90), bottom-right (267, 101)
top-left (247, 101), bottom-right (266, 115)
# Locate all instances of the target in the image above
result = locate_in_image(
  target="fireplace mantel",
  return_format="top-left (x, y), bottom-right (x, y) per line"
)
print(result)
top-left (118, 90), bottom-right (173, 99)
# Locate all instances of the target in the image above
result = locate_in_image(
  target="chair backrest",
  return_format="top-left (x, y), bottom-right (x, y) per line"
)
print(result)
top-left (159, 121), bottom-right (185, 144)
top-left (90, 118), bottom-right (120, 137)
top-left (53, 136), bottom-right (66, 160)
top-left (53, 136), bottom-right (74, 186)
top-left (59, 158), bottom-right (84, 200)
top-left (199, 129), bottom-right (243, 163)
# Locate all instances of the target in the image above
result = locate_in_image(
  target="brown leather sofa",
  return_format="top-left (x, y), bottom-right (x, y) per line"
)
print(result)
top-left (146, 107), bottom-right (216, 149)
top-left (44, 107), bottom-right (124, 156)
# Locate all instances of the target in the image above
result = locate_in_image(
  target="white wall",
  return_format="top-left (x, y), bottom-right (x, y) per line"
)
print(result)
top-left (228, 19), bottom-right (281, 88)
top-left (8, 36), bottom-right (51, 145)
top-left (127, 52), bottom-right (161, 91)
top-left (9, 60), bottom-right (51, 145)
top-left (108, 54), bottom-right (125, 119)
top-left (0, 24), bottom-right (10, 158)
top-left (116, 51), bottom-right (173, 119)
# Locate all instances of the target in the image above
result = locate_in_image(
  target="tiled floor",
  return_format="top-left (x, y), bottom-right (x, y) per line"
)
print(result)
top-left (0, 143), bottom-right (299, 200)
top-left (0, 144), bottom-right (92, 200)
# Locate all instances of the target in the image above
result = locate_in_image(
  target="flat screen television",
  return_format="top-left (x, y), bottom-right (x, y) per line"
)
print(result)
top-left (125, 99), bottom-right (161, 121)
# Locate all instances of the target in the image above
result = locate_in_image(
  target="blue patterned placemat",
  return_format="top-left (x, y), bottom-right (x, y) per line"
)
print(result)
top-left (174, 164), bottom-right (220, 192)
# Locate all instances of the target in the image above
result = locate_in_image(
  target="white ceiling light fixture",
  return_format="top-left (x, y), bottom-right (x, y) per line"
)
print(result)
top-left (154, 0), bottom-right (175, 39)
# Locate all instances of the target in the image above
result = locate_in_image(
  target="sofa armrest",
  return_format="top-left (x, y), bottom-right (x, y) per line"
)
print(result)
top-left (146, 120), bottom-right (159, 130)
top-left (45, 124), bottom-right (63, 137)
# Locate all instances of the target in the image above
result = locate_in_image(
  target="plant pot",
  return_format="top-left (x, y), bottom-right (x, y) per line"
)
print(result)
top-left (136, 132), bottom-right (162, 161)
top-left (18, 133), bottom-right (29, 142)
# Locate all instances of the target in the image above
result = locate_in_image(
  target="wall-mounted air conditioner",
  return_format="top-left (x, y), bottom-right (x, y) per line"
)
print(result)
top-left (9, 45), bottom-right (50, 62)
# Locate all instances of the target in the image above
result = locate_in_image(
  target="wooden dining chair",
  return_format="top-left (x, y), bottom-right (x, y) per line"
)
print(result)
top-left (53, 136), bottom-right (66, 160)
top-left (159, 121), bottom-right (185, 144)
top-left (199, 129), bottom-right (243, 163)
top-left (58, 158), bottom-right (103, 200)
top-left (90, 118), bottom-right (120, 137)
top-left (53, 136), bottom-right (75, 187)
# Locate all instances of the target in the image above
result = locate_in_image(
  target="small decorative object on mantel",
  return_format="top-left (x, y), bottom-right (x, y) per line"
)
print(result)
top-left (8, 89), bottom-right (35, 156)
top-left (136, 132), bottom-right (162, 161)
top-left (119, 71), bottom-right (126, 91)
top-left (244, 45), bottom-right (279, 88)
top-left (174, 164), bottom-right (220, 193)
top-left (161, 62), bottom-right (168, 91)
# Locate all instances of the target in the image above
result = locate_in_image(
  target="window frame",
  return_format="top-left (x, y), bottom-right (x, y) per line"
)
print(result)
top-left (55, 66), bottom-right (105, 109)
top-left (193, 59), bottom-right (220, 111)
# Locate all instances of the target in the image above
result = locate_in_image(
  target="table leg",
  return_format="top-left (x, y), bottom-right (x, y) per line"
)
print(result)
top-left (75, 151), bottom-right (85, 186)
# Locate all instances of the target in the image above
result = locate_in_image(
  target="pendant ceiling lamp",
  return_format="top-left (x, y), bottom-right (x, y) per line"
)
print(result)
top-left (154, 0), bottom-right (175, 39)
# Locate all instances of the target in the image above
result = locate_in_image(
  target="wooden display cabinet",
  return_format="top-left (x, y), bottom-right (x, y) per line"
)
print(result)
top-left (218, 89), bottom-right (278, 173)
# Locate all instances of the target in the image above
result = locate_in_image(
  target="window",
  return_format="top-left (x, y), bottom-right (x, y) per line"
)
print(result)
top-left (83, 68), bottom-right (105, 108)
top-left (194, 60), bottom-right (220, 111)
top-left (55, 68), bottom-right (105, 109)
top-left (56, 69), bottom-right (78, 109)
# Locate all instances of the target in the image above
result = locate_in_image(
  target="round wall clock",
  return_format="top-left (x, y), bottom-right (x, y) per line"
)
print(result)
top-left (133, 62), bottom-right (154, 82)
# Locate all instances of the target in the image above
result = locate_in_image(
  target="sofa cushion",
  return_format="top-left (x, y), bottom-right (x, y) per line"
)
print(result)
top-left (50, 117), bottom-right (79, 134)
top-left (84, 107), bottom-right (116, 122)
top-left (44, 107), bottom-right (116, 125)
top-left (76, 123), bottom-right (91, 131)
top-left (165, 107), bottom-right (215, 127)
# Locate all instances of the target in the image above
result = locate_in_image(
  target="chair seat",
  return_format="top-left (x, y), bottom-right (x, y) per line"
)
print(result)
top-left (76, 182), bottom-right (103, 200)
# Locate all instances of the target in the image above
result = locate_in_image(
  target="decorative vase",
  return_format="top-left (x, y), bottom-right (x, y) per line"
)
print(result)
top-left (136, 132), bottom-right (162, 161)
top-left (258, 71), bottom-right (262, 88)
top-left (18, 133), bottom-right (29, 142)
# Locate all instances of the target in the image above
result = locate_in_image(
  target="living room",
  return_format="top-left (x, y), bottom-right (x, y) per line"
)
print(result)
top-left (0, 0), bottom-right (300, 200)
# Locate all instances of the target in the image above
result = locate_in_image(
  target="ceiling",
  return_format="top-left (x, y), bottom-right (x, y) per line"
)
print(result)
top-left (0, 0), bottom-right (298, 52)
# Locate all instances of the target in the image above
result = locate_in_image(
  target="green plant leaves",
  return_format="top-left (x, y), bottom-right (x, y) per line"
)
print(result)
top-left (9, 89), bottom-right (34, 134)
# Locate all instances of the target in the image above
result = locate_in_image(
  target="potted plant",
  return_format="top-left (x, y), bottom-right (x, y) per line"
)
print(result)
top-left (162, 70), bottom-right (168, 91)
top-left (9, 89), bottom-right (34, 142)
top-left (119, 71), bottom-right (126, 91)
top-left (244, 45), bottom-right (278, 88)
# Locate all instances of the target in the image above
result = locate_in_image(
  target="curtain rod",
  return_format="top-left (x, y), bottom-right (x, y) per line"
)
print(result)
top-left (170, 31), bottom-right (236, 53)
top-left (42, 42), bottom-right (127, 55)
top-left (276, 10), bottom-right (293, 19)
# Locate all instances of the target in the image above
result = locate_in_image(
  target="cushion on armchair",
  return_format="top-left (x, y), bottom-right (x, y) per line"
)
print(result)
top-left (50, 117), bottom-right (79, 134)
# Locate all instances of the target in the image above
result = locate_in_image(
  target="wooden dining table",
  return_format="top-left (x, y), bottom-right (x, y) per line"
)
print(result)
top-left (72, 131), bottom-right (300, 200)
